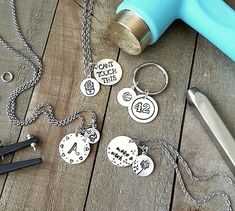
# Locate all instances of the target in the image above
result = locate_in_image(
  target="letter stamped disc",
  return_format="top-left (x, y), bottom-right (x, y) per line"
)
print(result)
top-left (94, 59), bottom-right (122, 86)
top-left (59, 133), bottom-right (90, 164)
top-left (128, 95), bottom-right (158, 123)
top-left (84, 127), bottom-right (100, 144)
top-left (107, 136), bottom-right (138, 167)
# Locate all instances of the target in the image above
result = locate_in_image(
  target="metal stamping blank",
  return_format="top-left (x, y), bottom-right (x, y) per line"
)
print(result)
top-left (187, 87), bottom-right (235, 176)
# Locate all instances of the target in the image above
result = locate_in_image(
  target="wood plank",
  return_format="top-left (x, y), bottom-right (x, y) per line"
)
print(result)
top-left (172, 1), bottom-right (235, 210)
top-left (85, 18), bottom-right (197, 211)
top-left (0, 0), bottom-right (58, 193)
top-left (0, 0), bottom-right (119, 210)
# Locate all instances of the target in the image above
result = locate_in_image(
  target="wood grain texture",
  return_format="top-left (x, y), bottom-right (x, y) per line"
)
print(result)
top-left (171, 38), bottom-right (235, 211)
top-left (0, 0), bottom-right (58, 197)
top-left (0, 0), bottom-right (234, 210)
top-left (172, 1), bottom-right (235, 210)
top-left (85, 19), bottom-right (197, 210)
top-left (0, 0), bottom-right (119, 210)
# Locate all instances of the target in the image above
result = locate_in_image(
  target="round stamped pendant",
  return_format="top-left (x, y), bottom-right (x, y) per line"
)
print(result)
top-left (128, 95), bottom-right (158, 123)
top-left (132, 154), bottom-right (154, 177)
top-left (94, 59), bottom-right (122, 86)
top-left (117, 88), bottom-right (137, 107)
top-left (80, 78), bottom-right (100, 97)
top-left (84, 127), bottom-right (100, 144)
top-left (59, 133), bottom-right (90, 164)
top-left (107, 136), bottom-right (138, 167)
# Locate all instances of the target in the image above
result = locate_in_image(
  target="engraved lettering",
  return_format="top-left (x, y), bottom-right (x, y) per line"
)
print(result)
top-left (67, 143), bottom-right (80, 155)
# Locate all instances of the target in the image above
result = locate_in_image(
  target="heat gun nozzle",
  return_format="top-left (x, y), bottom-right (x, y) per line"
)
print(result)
top-left (108, 10), bottom-right (151, 55)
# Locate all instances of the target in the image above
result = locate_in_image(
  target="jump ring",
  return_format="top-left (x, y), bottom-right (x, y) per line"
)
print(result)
top-left (133, 63), bottom-right (169, 95)
top-left (144, 89), bottom-right (149, 99)
top-left (1, 72), bottom-right (14, 83)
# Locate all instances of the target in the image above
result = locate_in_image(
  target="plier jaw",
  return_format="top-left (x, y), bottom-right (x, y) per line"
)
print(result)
top-left (0, 134), bottom-right (42, 175)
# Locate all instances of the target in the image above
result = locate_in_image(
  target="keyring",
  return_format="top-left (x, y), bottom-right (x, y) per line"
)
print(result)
top-left (133, 62), bottom-right (168, 95)
top-left (1, 72), bottom-right (14, 83)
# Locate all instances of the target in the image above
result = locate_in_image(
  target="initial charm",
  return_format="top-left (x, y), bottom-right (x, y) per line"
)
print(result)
top-left (59, 133), bottom-right (90, 164)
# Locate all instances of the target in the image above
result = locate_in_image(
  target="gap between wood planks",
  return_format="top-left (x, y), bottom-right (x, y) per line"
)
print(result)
top-left (83, 49), bottom-right (121, 211)
top-left (0, 0), bottom-right (199, 209)
top-left (0, 0), bottom-right (120, 207)
top-left (168, 33), bottom-right (199, 211)
top-left (65, 2), bottom-right (122, 209)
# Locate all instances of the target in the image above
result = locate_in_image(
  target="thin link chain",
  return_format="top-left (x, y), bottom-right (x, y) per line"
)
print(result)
top-left (132, 139), bottom-right (234, 211)
top-left (81, 0), bottom-right (95, 78)
top-left (0, 0), bottom-right (96, 128)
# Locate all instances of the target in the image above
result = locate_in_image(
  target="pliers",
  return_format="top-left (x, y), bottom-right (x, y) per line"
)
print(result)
top-left (0, 134), bottom-right (42, 175)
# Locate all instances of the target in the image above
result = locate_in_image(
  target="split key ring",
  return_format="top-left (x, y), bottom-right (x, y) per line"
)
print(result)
top-left (133, 62), bottom-right (169, 96)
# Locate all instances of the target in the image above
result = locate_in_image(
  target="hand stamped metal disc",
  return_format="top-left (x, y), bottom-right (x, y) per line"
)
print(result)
top-left (80, 78), bottom-right (100, 97)
top-left (132, 154), bottom-right (154, 177)
top-left (94, 59), bottom-right (122, 86)
top-left (59, 133), bottom-right (90, 164)
top-left (107, 136), bottom-right (138, 167)
top-left (84, 127), bottom-right (100, 144)
top-left (117, 88), bottom-right (136, 107)
top-left (128, 95), bottom-right (158, 123)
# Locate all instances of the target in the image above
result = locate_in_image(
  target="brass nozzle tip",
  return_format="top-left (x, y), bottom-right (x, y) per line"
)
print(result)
top-left (108, 10), bottom-right (151, 55)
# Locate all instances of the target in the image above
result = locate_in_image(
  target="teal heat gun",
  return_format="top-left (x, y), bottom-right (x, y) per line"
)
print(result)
top-left (108, 0), bottom-right (235, 61)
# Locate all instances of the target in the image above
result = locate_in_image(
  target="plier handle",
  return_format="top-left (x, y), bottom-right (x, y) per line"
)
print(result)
top-left (0, 134), bottom-right (42, 175)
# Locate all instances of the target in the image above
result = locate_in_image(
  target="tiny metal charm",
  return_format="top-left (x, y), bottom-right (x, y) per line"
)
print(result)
top-left (1, 72), bottom-right (14, 83)
top-left (116, 63), bottom-right (168, 123)
top-left (59, 133), bottom-right (90, 164)
top-left (132, 154), bottom-right (154, 177)
top-left (80, 78), bottom-right (100, 97)
top-left (84, 127), bottom-right (100, 144)
top-left (117, 88), bottom-right (137, 107)
top-left (107, 136), bottom-right (138, 167)
top-left (94, 59), bottom-right (122, 86)
top-left (128, 95), bottom-right (158, 123)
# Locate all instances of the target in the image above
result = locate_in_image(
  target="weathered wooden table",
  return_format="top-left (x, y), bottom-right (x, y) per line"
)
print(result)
top-left (0, 0), bottom-right (234, 210)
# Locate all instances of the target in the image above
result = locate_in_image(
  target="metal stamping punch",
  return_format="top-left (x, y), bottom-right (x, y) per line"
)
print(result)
top-left (0, 134), bottom-right (42, 175)
top-left (186, 87), bottom-right (235, 176)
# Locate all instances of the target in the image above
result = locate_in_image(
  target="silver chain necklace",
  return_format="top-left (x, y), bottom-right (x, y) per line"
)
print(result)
top-left (3, 0), bottom-right (234, 209)
top-left (0, 0), bottom-right (103, 165)
top-left (0, 0), bottom-right (100, 128)
top-left (107, 136), bottom-right (235, 211)
top-left (80, 1), bottom-right (123, 97)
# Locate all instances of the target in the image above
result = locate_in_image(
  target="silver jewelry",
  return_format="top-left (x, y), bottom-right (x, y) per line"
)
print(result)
top-left (94, 59), bottom-right (123, 86)
top-left (0, 0), bottom-right (97, 128)
top-left (129, 63), bottom-right (168, 123)
top-left (107, 136), bottom-right (235, 211)
top-left (0, 0), bottom-right (102, 164)
top-left (84, 127), bottom-right (100, 144)
top-left (80, 78), bottom-right (100, 97)
top-left (117, 63), bottom-right (168, 123)
top-left (107, 136), bottom-right (138, 167)
top-left (59, 133), bottom-right (90, 164)
top-left (132, 143), bottom-right (154, 176)
top-left (59, 111), bottom-right (100, 164)
top-left (128, 94), bottom-right (159, 123)
top-left (133, 63), bottom-right (168, 95)
top-left (80, 2), bottom-right (122, 96)
top-left (132, 154), bottom-right (154, 177)
top-left (117, 87), bottom-right (137, 107)
top-left (1, 71), bottom-right (14, 83)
